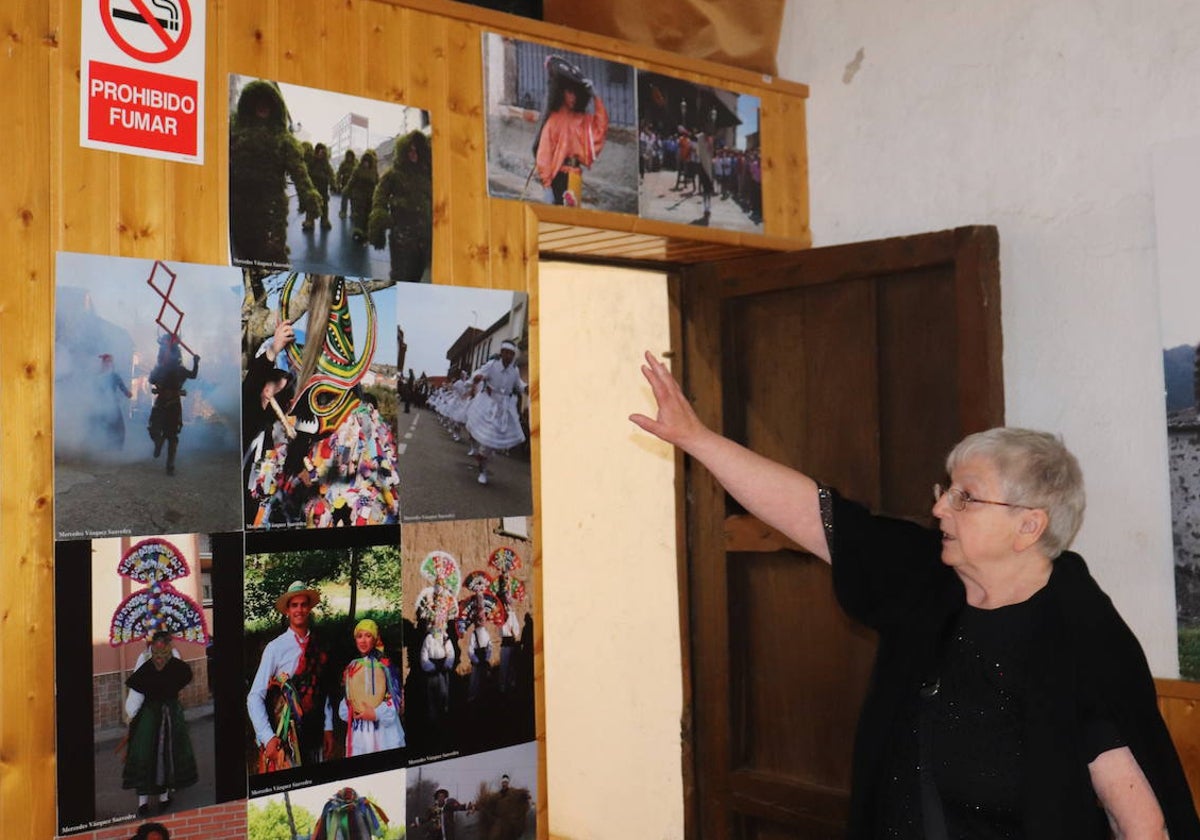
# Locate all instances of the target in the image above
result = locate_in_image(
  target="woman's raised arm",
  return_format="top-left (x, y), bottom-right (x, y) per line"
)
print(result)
top-left (629, 351), bottom-right (830, 563)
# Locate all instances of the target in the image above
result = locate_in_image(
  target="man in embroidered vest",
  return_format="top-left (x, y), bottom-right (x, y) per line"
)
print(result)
top-left (247, 581), bottom-right (335, 771)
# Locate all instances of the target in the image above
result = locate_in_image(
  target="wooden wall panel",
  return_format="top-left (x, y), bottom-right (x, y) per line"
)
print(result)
top-left (117, 157), bottom-right (169, 258)
top-left (0, 0), bottom-right (58, 836)
top-left (1158, 679), bottom-right (1200, 814)
top-left (759, 90), bottom-right (809, 242)
top-left (444, 18), bottom-right (493, 288)
top-left (0, 1), bottom-right (809, 837)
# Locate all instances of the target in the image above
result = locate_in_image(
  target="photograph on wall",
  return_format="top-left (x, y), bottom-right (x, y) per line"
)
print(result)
top-left (396, 283), bottom-right (531, 522)
top-left (54, 801), bottom-right (248, 840)
top-left (242, 271), bottom-right (400, 530)
top-left (243, 526), bottom-right (403, 796)
top-left (54, 252), bottom-right (243, 540)
top-left (229, 74), bottom-right (432, 283)
top-left (637, 72), bottom-right (763, 231)
top-left (248, 767), bottom-right (405, 840)
top-left (1153, 136), bottom-right (1200, 680)
top-left (483, 32), bottom-right (638, 213)
top-left (54, 532), bottom-right (245, 837)
top-left (406, 742), bottom-right (537, 840)
top-left (401, 518), bottom-right (535, 765)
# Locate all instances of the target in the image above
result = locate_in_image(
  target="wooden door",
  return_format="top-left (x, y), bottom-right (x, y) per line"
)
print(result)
top-left (677, 227), bottom-right (1003, 839)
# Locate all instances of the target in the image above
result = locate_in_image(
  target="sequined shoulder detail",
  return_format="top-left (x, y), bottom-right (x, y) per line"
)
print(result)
top-left (817, 483), bottom-right (835, 539)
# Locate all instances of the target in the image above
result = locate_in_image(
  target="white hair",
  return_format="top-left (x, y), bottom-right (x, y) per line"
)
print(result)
top-left (946, 427), bottom-right (1085, 557)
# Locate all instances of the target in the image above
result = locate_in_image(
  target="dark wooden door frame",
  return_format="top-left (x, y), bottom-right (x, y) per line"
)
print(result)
top-left (671, 226), bottom-right (1003, 838)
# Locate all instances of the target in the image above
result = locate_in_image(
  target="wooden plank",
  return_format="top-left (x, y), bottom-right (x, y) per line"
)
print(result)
top-left (666, 272), bottom-right (697, 840)
top-left (0, 1), bottom-right (57, 838)
top-left (172, 4), bottom-right (227, 266)
top-left (536, 228), bottom-right (633, 250)
top-left (326, 0), bottom-right (370, 99)
top-left (398, 9), bottom-right (455, 284)
top-left (444, 17), bottom-right (491, 287)
top-left (952, 226), bottom-right (1004, 431)
top-left (117, 155), bottom-right (170, 258)
top-left (373, 0), bottom-right (811, 99)
top-left (711, 228), bottom-right (961, 298)
top-left (275, 0), bottom-right (326, 86)
top-left (488, 193), bottom-right (533, 292)
top-left (758, 90), bottom-right (809, 242)
top-left (554, 233), bottom-right (664, 253)
top-left (58, 0), bottom-right (118, 255)
top-left (724, 514), bottom-right (804, 553)
top-left (1158, 678), bottom-right (1200, 701)
top-left (361, 2), bottom-right (409, 104)
top-left (226, 0), bottom-right (280, 80)
top-left (523, 205), bottom-right (547, 840)
top-left (1157, 684), bottom-right (1200, 814)
top-left (680, 263), bottom-right (735, 837)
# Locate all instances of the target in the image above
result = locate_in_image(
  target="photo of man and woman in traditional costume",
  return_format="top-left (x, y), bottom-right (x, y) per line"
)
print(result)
top-left (54, 533), bottom-right (237, 837)
top-left (241, 271), bottom-right (400, 530)
top-left (483, 33), bottom-right (638, 214)
top-left (395, 283), bottom-right (532, 522)
top-left (247, 767), bottom-right (405, 840)
top-left (243, 527), bottom-right (403, 793)
top-left (637, 72), bottom-right (763, 231)
top-left (400, 519), bottom-right (536, 765)
top-left (1152, 136), bottom-right (1200, 680)
top-left (406, 742), bottom-right (536, 840)
top-left (54, 253), bottom-right (243, 541)
top-left (229, 75), bottom-right (433, 283)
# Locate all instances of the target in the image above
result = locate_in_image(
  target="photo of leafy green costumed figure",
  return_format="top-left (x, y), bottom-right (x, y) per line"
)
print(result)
top-left (336, 149), bottom-right (357, 219)
top-left (230, 79), bottom-right (323, 266)
top-left (348, 149), bottom-right (379, 243)
top-left (305, 142), bottom-right (336, 232)
top-left (368, 130), bottom-right (433, 283)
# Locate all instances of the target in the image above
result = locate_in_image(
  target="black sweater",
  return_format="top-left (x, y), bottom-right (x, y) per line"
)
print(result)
top-left (824, 489), bottom-right (1200, 839)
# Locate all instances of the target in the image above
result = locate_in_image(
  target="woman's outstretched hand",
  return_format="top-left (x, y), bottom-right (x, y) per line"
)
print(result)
top-left (629, 350), bottom-right (828, 560)
top-left (629, 351), bottom-right (709, 452)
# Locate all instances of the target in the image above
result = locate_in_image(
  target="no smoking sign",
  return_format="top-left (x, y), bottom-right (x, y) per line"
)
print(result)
top-left (100, 0), bottom-right (193, 64)
top-left (81, 0), bottom-right (205, 163)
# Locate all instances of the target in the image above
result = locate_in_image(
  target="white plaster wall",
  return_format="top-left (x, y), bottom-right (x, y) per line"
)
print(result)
top-left (776, 0), bottom-right (1200, 676)
top-left (539, 263), bottom-right (683, 840)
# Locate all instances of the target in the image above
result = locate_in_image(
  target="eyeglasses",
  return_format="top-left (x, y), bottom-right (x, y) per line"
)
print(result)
top-left (933, 483), bottom-right (1027, 512)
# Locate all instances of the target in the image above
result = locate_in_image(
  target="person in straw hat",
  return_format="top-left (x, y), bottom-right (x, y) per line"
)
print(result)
top-left (246, 580), bottom-right (335, 771)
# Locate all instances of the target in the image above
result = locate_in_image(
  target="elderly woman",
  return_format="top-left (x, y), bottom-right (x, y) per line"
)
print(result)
top-left (630, 352), bottom-right (1200, 838)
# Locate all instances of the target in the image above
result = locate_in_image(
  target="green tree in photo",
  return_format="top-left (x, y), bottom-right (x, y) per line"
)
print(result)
top-left (244, 545), bottom-right (400, 628)
top-left (248, 797), bottom-right (317, 840)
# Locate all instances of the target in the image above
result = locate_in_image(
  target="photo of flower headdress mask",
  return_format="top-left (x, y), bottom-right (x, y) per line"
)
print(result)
top-left (419, 549), bottom-right (462, 594)
top-left (414, 552), bottom-right (460, 631)
top-left (488, 546), bottom-right (526, 604)
top-left (458, 570), bottom-right (506, 629)
top-left (109, 538), bottom-right (210, 645)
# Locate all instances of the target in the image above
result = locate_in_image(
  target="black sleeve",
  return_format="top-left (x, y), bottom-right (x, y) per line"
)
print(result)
top-left (1063, 564), bottom-right (1200, 835)
top-left (823, 486), bottom-right (946, 631)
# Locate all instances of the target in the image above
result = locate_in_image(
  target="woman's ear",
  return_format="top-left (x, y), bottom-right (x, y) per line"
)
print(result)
top-left (1015, 508), bottom-right (1049, 552)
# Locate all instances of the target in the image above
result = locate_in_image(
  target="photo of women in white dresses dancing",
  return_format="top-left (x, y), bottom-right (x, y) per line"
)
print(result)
top-left (396, 283), bottom-right (532, 522)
